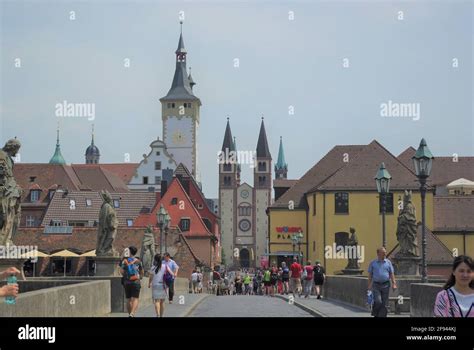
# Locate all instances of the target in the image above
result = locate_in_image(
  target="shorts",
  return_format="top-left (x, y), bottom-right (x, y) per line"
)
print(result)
top-left (282, 277), bottom-right (289, 282)
top-left (124, 283), bottom-right (141, 299)
top-left (263, 281), bottom-right (271, 287)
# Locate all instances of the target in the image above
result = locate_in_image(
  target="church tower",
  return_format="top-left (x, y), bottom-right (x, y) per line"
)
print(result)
top-left (219, 118), bottom-right (238, 267)
top-left (160, 22), bottom-right (201, 180)
top-left (254, 118), bottom-right (272, 264)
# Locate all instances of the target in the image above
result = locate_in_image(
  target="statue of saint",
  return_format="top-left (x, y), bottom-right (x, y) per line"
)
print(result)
top-left (345, 227), bottom-right (360, 270)
top-left (141, 225), bottom-right (156, 274)
top-left (0, 138), bottom-right (23, 246)
top-left (396, 190), bottom-right (419, 257)
top-left (96, 190), bottom-right (118, 256)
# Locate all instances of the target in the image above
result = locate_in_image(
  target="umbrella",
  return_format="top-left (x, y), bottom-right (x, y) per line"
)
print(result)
top-left (80, 250), bottom-right (96, 257)
top-left (50, 250), bottom-right (80, 277)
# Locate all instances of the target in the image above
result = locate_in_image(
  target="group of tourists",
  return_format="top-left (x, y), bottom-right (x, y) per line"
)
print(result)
top-left (210, 257), bottom-right (326, 298)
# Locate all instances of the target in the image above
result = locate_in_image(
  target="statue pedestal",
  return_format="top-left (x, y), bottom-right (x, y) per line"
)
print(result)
top-left (95, 256), bottom-right (121, 277)
top-left (392, 255), bottom-right (421, 276)
top-left (0, 258), bottom-right (26, 280)
top-left (341, 268), bottom-right (364, 275)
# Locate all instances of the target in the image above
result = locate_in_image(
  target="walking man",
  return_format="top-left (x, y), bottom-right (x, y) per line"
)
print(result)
top-left (368, 247), bottom-right (397, 317)
top-left (289, 257), bottom-right (302, 297)
top-left (163, 252), bottom-right (179, 304)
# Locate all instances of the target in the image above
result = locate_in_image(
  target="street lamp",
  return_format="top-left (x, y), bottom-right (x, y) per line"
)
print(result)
top-left (157, 204), bottom-right (169, 255)
top-left (375, 162), bottom-right (392, 249)
top-left (412, 138), bottom-right (434, 283)
top-left (291, 234), bottom-right (297, 259)
top-left (291, 230), bottom-right (304, 263)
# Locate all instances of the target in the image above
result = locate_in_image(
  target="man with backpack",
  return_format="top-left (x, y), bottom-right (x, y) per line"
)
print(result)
top-left (289, 257), bottom-right (302, 297)
top-left (120, 246), bottom-right (144, 317)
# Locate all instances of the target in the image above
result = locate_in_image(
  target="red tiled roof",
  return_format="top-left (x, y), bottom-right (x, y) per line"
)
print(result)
top-left (433, 196), bottom-right (474, 231)
top-left (98, 163), bottom-right (139, 184)
top-left (41, 191), bottom-right (156, 226)
top-left (315, 140), bottom-right (420, 191)
top-left (273, 179), bottom-right (298, 188)
top-left (70, 164), bottom-right (129, 192)
top-left (398, 148), bottom-right (474, 186)
top-left (272, 145), bottom-right (366, 208)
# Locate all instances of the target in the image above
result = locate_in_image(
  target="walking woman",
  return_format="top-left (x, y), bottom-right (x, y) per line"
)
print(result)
top-left (434, 255), bottom-right (474, 317)
top-left (148, 254), bottom-right (172, 317)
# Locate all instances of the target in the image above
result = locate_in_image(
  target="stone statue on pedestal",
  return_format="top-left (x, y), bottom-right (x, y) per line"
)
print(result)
top-left (141, 225), bottom-right (155, 274)
top-left (345, 227), bottom-right (360, 270)
top-left (396, 190), bottom-right (418, 257)
top-left (96, 190), bottom-right (118, 257)
top-left (0, 139), bottom-right (23, 246)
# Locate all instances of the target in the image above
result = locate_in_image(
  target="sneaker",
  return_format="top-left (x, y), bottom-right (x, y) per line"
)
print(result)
top-left (317, 295), bottom-right (321, 299)
top-left (129, 313), bottom-right (134, 317)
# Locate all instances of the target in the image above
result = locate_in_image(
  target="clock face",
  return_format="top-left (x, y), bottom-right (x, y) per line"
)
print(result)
top-left (241, 190), bottom-right (249, 199)
top-left (172, 131), bottom-right (186, 145)
top-left (239, 219), bottom-right (251, 232)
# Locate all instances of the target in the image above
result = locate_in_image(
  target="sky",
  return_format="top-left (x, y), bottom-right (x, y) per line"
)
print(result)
top-left (1, 0), bottom-right (472, 198)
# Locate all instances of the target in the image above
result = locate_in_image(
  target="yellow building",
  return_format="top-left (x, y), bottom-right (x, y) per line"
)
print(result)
top-left (269, 140), bottom-right (472, 275)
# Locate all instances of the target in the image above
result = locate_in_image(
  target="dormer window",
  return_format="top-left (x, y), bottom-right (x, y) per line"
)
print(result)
top-left (30, 190), bottom-right (40, 202)
top-left (113, 199), bottom-right (120, 208)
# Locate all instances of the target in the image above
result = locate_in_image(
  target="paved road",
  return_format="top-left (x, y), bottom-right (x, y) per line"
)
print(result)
top-left (188, 295), bottom-right (314, 317)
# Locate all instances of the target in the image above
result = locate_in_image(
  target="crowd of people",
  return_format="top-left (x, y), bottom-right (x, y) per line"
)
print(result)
top-left (209, 257), bottom-right (326, 298)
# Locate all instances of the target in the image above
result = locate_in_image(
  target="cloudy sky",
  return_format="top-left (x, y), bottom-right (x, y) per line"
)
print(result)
top-left (1, 0), bottom-right (472, 198)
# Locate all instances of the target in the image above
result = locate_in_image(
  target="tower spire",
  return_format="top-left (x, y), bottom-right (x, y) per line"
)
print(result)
top-left (256, 117), bottom-right (271, 159)
top-left (49, 122), bottom-right (66, 165)
top-left (275, 136), bottom-right (288, 179)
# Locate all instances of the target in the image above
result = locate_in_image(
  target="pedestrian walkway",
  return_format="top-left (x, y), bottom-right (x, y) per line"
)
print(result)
top-left (276, 294), bottom-right (373, 317)
top-left (109, 293), bottom-right (210, 317)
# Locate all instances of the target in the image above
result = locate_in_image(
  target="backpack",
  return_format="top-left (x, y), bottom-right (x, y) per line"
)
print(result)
top-left (302, 268), bottom-right (308, 280)
top-left (124, 258), bottom-right (140, 282)
top-left (282, 267), bottom-right (289, 279)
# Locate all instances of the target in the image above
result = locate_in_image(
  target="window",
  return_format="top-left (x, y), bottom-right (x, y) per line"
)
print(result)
top-left (155, 176), bottom-right (162, 184)
top-left (223, 163), bottom-right (232, 172)
top-left (30, 190), bottom-right (40, 202)
top-left (224, 176), bottom-right (231, 186)
top-left (238, 206), bottom-right (251, 216)
top-left (258, 176), bottom-right (266, 186)
top-left (202, 218), bottom-right (212, 232)
top-left (143, 176), bottom-right (149, 185)
top-left (51, 220), bottom-right (62, 227)
top-left (68, 221), bottom-right (87, 227)
top-left (113, 199), bottom-right (120, 208)
top-left (127, 219), bottom-right (133, 227)
top-left (49, 190), bottom-right (55, 200)
top-left (156, 151), bottom-right (161, 156)
top-left (155, 161), bottom-right (161, 170)
top-left (379, 193), bottom-right (394, 214)
top-left (180, 219), bottom-right (190, 231)
top-left (335, 192), bottom-right (349, 214)
top-left (26, 216), bottom-right (36, 227)
top-left (171, 197), bottom-right (178, 205)
top-left (335, 232), bottom-right (349, 247)
top-left (167, 103), bottom-right (176, 108)
top-left (258, 162), bottom-right (266, 172)
top-left (85, 199), bottom-right (92, 207)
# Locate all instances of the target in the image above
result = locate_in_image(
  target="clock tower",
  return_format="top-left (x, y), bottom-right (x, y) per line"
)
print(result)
top-left (160, 22), bottom-right (201, 180)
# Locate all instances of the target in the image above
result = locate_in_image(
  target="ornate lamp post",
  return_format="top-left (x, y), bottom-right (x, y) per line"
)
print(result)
top-left (412, 138), bottom-right (434, 283)
top-left (156, 204), bottom-right (169, 255)
top-left (164, 212), bottom-right (171, 253)
top-left (296, 230), bottom-right (304, 262)
top-left (375, 162), bottom-right (392, 249)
